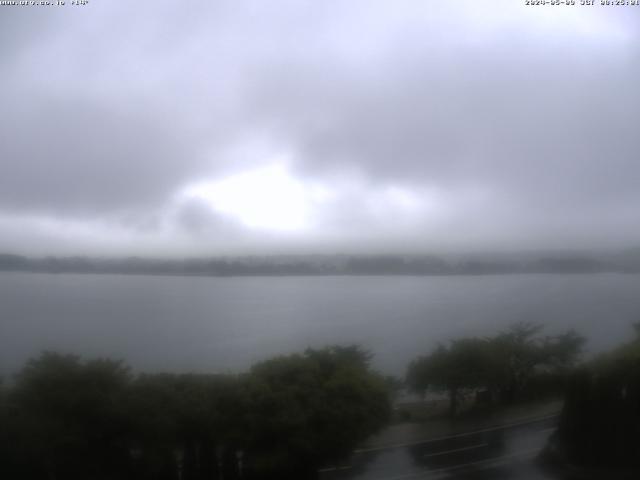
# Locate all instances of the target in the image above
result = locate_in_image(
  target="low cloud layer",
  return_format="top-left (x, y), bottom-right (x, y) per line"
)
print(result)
top-left (1, 1), bottom-right (639, 255)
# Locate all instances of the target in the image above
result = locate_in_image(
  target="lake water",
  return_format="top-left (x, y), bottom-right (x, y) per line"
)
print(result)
top-left (1, 272), bottom-right (639, 377)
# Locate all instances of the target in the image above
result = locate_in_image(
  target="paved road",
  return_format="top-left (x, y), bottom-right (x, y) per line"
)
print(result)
top-left (319, 414), bottom-right (559, 480)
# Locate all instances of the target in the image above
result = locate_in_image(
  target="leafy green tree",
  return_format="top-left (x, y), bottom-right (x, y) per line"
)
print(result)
top-left (9, 352), bottom-right (133, 480)
top-left (407, 323), bottom-right (586, 414)
top-left (556, 325), bottom-right (640, 469)
top-left (1, 346), bottom-right (392, 480)
top-left (488, 322), bottom-right (545, 402)
top-left (489, 322), bottom-right (584, 402)
top-left (127, 372), bottom-right (245, 480)
top-left (242, 345), bottom-right (391, 478)
top-left (407, 338), bottom-right (493, 417)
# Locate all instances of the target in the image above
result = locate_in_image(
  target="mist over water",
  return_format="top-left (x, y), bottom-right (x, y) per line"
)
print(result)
top-left (2, 272), bottom-right (638, 377)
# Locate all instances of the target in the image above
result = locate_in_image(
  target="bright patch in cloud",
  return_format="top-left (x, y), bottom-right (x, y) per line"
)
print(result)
top-left (179, 163), bottom-right (329, 232)
top-left (176, 162), bottom-right (449, 239)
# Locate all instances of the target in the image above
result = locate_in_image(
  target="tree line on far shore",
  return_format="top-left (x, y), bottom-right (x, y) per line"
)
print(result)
top-left (2, 252), bottom-right (637, 277)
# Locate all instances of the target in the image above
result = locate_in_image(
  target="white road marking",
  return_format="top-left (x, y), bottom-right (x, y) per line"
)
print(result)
top-left (354, 413), bottom-right (559, 453)
top-left (318, 465), bottom-right (353, 473)
top-left (374, 448), bottom-right (540, 480)
top-left (423, 442), bottom-right (488, 458)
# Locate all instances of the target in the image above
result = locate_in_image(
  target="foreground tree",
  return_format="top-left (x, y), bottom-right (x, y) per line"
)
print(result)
top-left (407, 338), bottom-right (492, 417)
top-left (489, 322), bottom-right (585, 402)
top-left (551, 325), bottom-right (640, 471)
top-left (407, 323), bottom-right (585, 415)
top-left (127, 373), bottom-right (245, 480)
top-left (6, 352), bottom-right (133, 480)
top-left (242, 345), bottom-right (391, 478)
top-left (1, 345), bottom-right (391, 480)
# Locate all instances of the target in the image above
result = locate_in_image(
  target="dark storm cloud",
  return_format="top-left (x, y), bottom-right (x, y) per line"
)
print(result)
top-left (0, 0), bottom-right (639, 254)
top-left (248, 24), bottom-right (640, 205)
top-left (0, 1), bottom-right (243, 215)
top-left (0, 96), bottom-right (203, 214)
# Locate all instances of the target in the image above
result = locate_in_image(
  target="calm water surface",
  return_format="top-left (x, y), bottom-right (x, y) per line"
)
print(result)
top-left (1, 272), bottom-right (639, 376)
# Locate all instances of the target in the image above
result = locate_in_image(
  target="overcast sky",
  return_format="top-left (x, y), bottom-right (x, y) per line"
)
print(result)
top-left (1, 1), bottom-right (639, 256)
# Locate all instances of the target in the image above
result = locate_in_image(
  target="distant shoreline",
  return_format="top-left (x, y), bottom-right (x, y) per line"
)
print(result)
top-left (1, 252), bottom-right (639, 278)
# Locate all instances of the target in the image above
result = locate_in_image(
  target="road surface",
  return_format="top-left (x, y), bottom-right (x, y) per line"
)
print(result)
top-left (319, 414), bottom-right (559, 480)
